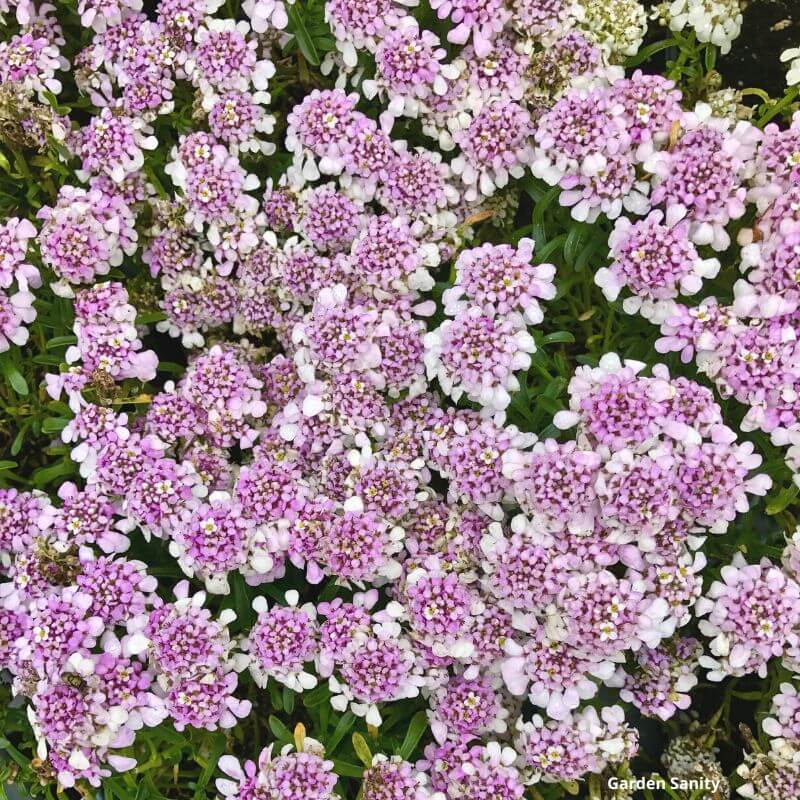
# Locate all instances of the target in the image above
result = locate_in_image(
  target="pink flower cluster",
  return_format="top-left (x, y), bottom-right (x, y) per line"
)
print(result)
top-left (2, 0), bottom-right (799, 794)
top-left (4, 319), bottom-right (776, 787)
top-left (572, 99), bottom-right (800, 489)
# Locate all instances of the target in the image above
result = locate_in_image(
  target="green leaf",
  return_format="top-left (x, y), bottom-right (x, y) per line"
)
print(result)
top-left (624, 38), bottom-right (678, 68)
top-left (41, 90), bottom-right (71, 115)
top-left (158, 361), bottom-right (186, 375)
top-left (766, 483), bottom-right (800, 515)
top-left (563, 225), bottom-right (589, 268)
top-left (229, 572), bottom-right (254, 629)
top-left (268, 715), bottom-right (293, 743)
top-left (268, 680), bottom-right (284, 713)
top-left (143, 164), bottom-right (169, 200)
top-left (45, 335), bottom-right (77, 350)
top-left (536, 396), bottom-right (562, 414)
top-left (10, 426), bottom-right (25, 456)
top-left (534, 233), bottom-right (567, 262)
top-left (134, 784), bottom-right (149, 800)
top-left (398, 711), bottom-right (428, 760)
top-left (25, 181), bottom-right (41, 208)
top-left (303, 684), bottom-right (332, 708)
top-left (575, 236), bottom-right (603, 272)
top-left (351, 733), bottom-right (373, 767)
top-left (529, 184), bottom-right (560, 243)
top-left (326, 711), bottom-right (356, 753)
top-left (314, 36), bottom-right (336, 53)
top-left (32, 354), bottom-right (65, 366)
top-left (288, 4), bottom-right (321, 65)
top-left (136, 311), bottom-right (167, 325)
top-left (704, 44), bottom-right (717, 72)
top-left (283, 686), bottom-right (296, 715)
top-left (104, 778), bottom-right (136, 800)
top-left (543, 331), bottom-right (575, 345)
top-left (542, 377), bottom-right (566, 399)
top-left (32, 459), bottom-right (75, 488)
top-left (509, 391), bottom-right (537, 427)
top-left (331, 759), bottom-right (364, 778)
top-left (0, 461), bottom-right (18, 471)
top-left (193, 736), bottom-right (226, 799)
top-left (47, 400), bottom-right (71, 415)
top-left (42, 417), bottom-right (69, 434)
top-left (0, 737), bottom-right (30, 768)
top-left (0, 354), bottom-right (28, 396)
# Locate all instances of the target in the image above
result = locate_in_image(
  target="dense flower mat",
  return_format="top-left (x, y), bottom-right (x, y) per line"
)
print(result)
top-left (1, 0), bottom-right (800, 798)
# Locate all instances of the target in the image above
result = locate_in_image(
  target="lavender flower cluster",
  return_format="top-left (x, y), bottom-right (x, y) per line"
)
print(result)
top-left (1, 0), bottom-right (800, 797)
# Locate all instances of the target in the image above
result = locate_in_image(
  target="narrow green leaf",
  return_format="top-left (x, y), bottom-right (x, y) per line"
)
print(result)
top-left (45, 335), bottom-right (77, 350)
top-left (268, 714), bottom-right (293, 742)
top-left (47, 400), bottom-right (72, 415)
top-left (32, 354), bottom-right (64, 366)
top-left (542, 377), bottom-right (566, 399)
top-left (563, 225), bottom-right (588, 267)
top-left (534, 233), bottom-right (567, 262)
top-left (624, 38), bottom-right (678, 68)
top-left (331, 759), bottom-right (364, 778)
top-left (575, 237), bottom-right (603, 272)
top-left (326, 711), bottom-right (356, 753)
top-left (230, 572), bottom-right (254, 629)
top-left (42, 417), bottom-right (69, 434)
top-left (10, 426), bottom-right (25, 456)
top-left (0, 736), bottom-right (30, 767)
top-left (158, 361), bottom-right (186, 375)
top-left (288, 5), bottom-right (321, 65)
top-left (143, 164), bottom-right (169, 200)
top-left (32, 459), bottom-right (75, 488)
top-left (136, 311), bottom-right (167, 325)
top-left (352, 733), bottom-right (373, 767)
top-left (41, 90), bottom-right (71, 115)
top-left (398, 711), bottom-right (428, 759)
top-left (25, 182), bottom-right (41, 208)
top-left (704, 44), bottom-right (717, 72)
top-left (0, 354), bottom-right (28, 396)
top-left (268, 680), bottom-right (284, 713)
top-left (529, 184), bottom-right (560, 243)
top-left (543, 331), bottom-right (575, 345)
top-left (104, 778), bottom-right (135, 800)
top-left (283, 686), bottom-right (296, 715)
top-left (303, 684), bottom-right (332, 708)
top-left (766, 483), bottom-right (800, 515)
top-left (536, 396), bottom-right (562, 414)
top-left (193, 736), bottom-right (226, 799)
